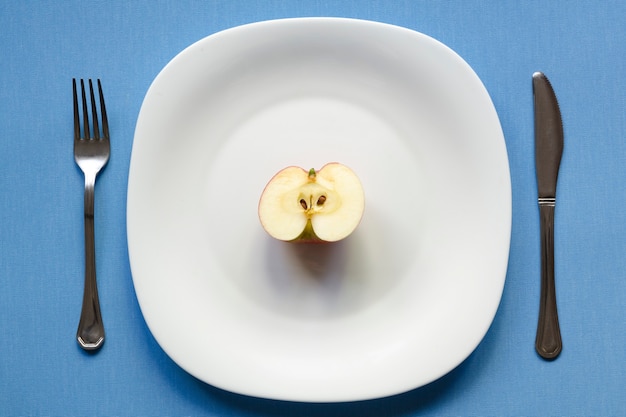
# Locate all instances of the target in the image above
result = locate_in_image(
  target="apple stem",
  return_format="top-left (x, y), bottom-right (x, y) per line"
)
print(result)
top-left (308, 168), bottom-right (316, 180)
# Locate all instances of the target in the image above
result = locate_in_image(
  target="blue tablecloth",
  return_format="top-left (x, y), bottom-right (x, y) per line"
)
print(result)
top-left (1, 1), bottom-right (625, 415)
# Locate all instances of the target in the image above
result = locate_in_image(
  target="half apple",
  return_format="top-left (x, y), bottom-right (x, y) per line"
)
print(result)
top-left (258, 162), bottom-right (365, 242)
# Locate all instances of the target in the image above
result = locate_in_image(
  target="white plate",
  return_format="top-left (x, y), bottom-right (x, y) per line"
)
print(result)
top-left (128, 18), bottom-right (511, 402)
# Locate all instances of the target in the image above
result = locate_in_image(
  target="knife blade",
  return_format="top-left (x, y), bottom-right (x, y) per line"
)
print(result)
top-left (533, 71), bottom-right (563, 360)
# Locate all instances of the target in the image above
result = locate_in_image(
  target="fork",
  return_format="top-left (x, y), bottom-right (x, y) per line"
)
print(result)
top-left (73, 78), bottom-right (109, 351)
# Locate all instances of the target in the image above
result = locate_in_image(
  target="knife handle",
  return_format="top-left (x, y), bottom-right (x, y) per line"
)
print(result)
top-left (536, 201), bottom-right (562, 360)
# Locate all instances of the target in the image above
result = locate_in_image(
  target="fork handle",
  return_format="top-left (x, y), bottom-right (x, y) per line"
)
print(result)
top-left (535, 203), bottom-right (562, 359)
top-left (77, 174), bottom-right (105, 351)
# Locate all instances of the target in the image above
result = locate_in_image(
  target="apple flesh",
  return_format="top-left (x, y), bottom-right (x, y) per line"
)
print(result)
top-left (258, 163), bottom-right (365, 243)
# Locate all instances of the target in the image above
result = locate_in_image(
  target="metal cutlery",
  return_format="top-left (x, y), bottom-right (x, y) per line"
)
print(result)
top-left (73, 78), bottom-right (109, 351)
top-left (533, 71), bottom-right (563, 360)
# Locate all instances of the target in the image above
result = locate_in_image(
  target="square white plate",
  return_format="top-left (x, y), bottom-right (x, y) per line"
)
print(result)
top-left (127, 17), bottom-right (511, 402)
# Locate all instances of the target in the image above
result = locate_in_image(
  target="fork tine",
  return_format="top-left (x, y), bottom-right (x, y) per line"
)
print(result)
top-left (88, 79), bottom-right (100, 140)
top-left (73, 79), bottom-right (80, 141)
top-left (97, 79), bottom-right (109, 140)
top-left (80, 79), bottom-right (90, 140)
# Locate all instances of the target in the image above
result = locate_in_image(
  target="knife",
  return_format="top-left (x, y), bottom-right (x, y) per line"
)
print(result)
top-left (533, 71), bottom-right (563, 360)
